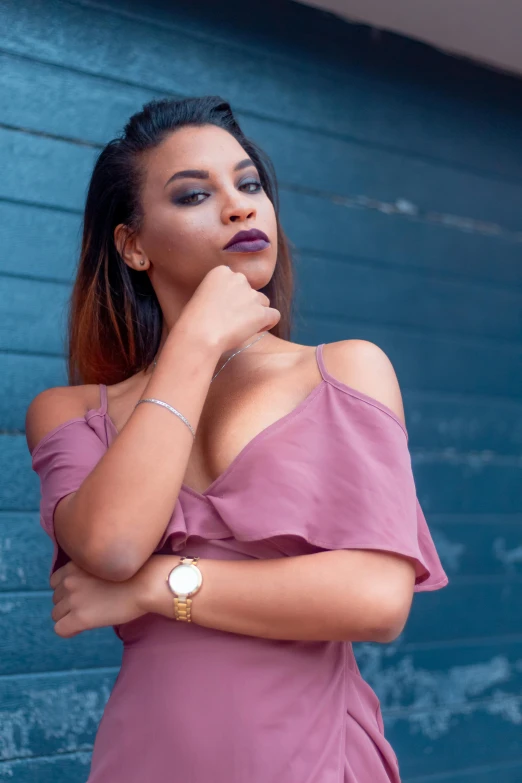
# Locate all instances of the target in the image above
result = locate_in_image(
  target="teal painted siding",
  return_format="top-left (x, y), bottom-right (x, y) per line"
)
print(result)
top-left (1, 0), bottom-right (521, 780)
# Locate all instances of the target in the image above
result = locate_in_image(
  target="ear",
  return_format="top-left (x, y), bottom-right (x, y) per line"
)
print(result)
top-left (114, 224), bottom-right (150, 271)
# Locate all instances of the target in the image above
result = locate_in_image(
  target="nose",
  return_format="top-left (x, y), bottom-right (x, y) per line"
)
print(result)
top-left (221, 190), bottom-right (256, 224)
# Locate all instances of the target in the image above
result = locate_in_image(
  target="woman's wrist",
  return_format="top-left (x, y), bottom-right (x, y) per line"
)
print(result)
top-left (135, 555), bottom-right (181, 619)
top-left (168, 315), bottom-right (223, 366)
top-left (136, 554), bottom-right (214, 623)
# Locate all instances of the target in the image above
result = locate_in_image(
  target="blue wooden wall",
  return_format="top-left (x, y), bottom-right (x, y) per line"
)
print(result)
top-left (1, 0), bottom-right (521, 780)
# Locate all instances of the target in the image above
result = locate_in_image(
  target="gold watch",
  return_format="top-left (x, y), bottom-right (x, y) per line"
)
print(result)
top-left (166, 556), bottom-right (203, 622)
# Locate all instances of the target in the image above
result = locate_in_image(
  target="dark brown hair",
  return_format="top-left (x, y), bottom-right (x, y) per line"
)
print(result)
top-left (67, 96), bottom-right (295, 386)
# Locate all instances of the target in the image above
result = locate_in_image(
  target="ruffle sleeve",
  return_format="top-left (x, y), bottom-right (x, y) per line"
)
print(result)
top-left (181, 382), bottom-right (449, 593)
top-left (30, 416), bottom-right (108, 575)
top-left (305, 385), bottom-right (449, 592)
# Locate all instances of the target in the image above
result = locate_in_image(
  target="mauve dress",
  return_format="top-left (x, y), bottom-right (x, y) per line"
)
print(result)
top-left (30, 343), bottom-right (449, 783)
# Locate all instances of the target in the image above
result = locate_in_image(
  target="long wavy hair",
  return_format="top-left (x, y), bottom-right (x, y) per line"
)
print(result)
top-left (67, 95), bottom-right (296, 386)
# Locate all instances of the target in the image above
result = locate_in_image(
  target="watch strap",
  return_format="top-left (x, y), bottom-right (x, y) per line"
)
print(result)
top-left (172, 556), bottom-right (200, 623)
top-left (173, 594), bottom-right (194, 622)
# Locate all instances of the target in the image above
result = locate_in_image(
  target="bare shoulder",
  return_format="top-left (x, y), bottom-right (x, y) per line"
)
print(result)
top-left (25, 385), bottom-right (92, 454)
top-left (322, 339), bottom-right (406, 425)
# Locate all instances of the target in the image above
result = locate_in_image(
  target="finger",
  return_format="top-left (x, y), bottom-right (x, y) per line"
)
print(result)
top-left (54, 614), bottom-right (82, 639)
top-left (51, 599), bottom-right (70, 623)
top-left (49, 566), bottom-right (66, 589)
top-left (256, 292), bottom-right (271, 306)
top-left (263, 306), bottom-right (281, 330)
top-left (50, 559), bottom-right (78, 587)
top-left (51, 584), bottom-right (67, 605)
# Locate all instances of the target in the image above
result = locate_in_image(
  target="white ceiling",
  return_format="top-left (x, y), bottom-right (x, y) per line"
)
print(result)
top-left (298, 0), bottom-right (522, 78)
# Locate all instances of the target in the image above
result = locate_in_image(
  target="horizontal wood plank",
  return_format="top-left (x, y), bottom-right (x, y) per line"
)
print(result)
top-left (401, 394), bottom-right (522, 456)
top-left (0, 591), bottom-right (122, 675)
top-left (298, 316), bottom-right (522, 398)
top-left (0, 354), bottom-right (67, 434)
top-left (295, 253), bottom-right (522, 341)
top-left (0, 128), bottom-right (98, 212)
top-left (3, 52), bottom-right (522, 233)
top-left (3, 0), bottom-right (522, 179)
top-left (0, 669), bottom-right (115, 762)
top-left (0, 513), bottom-right (53, 591)
top-left (403, 762), bottom-right (522, 783)
top-left (401, 582), bottom-right (522, 645)
top-left (355, 638), bottom-right (522, 712)
top-left (0, 751), bottom-right (92, 782)
top-left (428, 522), bottom-right (522, 579)
top-left (0, 278), bottom-right (69, 355)
top-left (387, 706), bottom-right (522, 779)
top-left (0, 201), bottom-right (81, 281)
top-left (284, 191), bottom-right (522, 287)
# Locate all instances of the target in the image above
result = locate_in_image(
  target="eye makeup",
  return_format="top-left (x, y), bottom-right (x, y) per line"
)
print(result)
top-left (174, 179), bottom-right (262, 206)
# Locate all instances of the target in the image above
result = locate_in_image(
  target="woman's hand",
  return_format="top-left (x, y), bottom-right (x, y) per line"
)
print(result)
top-left (50, 559), bottom-right (148, 638)
top-left (176, 264), bottom-right (280, 355)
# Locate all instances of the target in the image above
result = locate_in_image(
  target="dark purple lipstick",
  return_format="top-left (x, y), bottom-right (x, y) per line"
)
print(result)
top-left (223, 228), bottom-right (270, 253)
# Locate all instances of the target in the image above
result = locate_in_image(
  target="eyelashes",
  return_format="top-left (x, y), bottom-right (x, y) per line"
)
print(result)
top-left (177, 192), bottom-right (206, 205)
top-left (176, 180), bottom-right (263, 206)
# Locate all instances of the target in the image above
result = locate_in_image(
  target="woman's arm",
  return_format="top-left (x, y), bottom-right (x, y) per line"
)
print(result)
top-left (27, 321), bottom-right (218, 581)
top-left (27, 266), bottom-right (276, 582)
top-left (51, 548), bottom-right (416, 643)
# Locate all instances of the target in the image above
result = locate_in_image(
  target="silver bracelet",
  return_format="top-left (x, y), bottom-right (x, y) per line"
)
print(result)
top-left (135, 398), bottom-right (196, 439)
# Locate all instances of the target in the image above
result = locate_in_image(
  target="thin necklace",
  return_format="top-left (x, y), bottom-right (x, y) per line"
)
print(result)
top-left (152, 331), bottom-right (269, 382)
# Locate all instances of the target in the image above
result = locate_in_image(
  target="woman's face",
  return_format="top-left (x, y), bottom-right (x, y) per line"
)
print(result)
top-left (127, 124), bottom-right (278, 296)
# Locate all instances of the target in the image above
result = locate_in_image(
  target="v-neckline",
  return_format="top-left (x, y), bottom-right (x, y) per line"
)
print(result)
top-left (102, 346), bottom-right (327, 500)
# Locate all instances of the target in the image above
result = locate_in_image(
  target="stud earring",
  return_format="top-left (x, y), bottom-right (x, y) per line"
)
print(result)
top-left (139, 260), bottom-right (145, 266)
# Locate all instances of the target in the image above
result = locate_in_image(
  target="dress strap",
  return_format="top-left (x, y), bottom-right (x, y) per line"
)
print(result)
top-left (98, 383), bottom-right (108, 414)
top-left (315, 343), bottom-right (328, 382)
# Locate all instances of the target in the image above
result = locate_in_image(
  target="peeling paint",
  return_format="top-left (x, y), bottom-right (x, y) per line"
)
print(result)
top-left (0, 708), bottom-right (31, 761)
top-left (411, 448), bottom-right (520, 469)
top-left (355, 643), bottom-right (521, 739)
top-left (488, 690), bottom-right (522, 723)
top-left (28, 682), bottom-right (111, 744)
top-left (0, 681), bottom-right (112, 760)
top-left (394, 199), bottom-right (418, 216)
top-left (323, 188), bottom-right (522, 241)
top-left (435, 417), bottom-right (482, 440)
top-left (494, 538), bottom-right (522, 574)
top-left (0, 539), bottom-right (12, 583)
top-left (429, 528), bottom-right (465, 573)
top-left (0, 750), bottom-right (92, 777)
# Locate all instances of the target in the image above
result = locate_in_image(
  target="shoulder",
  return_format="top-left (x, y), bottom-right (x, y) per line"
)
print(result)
top-left (321, 339), bottom-right (406, 426)
top-left (25, 385), bottom-right (94, 455)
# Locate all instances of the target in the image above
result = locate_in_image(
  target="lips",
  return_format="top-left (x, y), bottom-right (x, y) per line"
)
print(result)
top-left (223, 228), bottom-right (270, 251)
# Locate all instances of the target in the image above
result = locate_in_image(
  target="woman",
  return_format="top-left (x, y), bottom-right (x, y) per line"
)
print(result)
top-left (26, 96), bottom-right (448, 782)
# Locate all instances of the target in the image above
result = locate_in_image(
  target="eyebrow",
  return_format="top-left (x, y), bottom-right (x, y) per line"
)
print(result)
top-left (164, 158), bottom-right (257, 189)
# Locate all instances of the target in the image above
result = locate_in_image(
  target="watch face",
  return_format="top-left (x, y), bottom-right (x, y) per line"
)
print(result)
top-left (168, 563), bottom-right (202, 596)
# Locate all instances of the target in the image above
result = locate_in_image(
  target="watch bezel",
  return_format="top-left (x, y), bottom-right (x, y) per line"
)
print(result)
top-left (167, 561), bottom-right (203, 597)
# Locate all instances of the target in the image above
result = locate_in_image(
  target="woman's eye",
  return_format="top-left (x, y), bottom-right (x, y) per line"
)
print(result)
top-left (176, 180), bottom-right (262, 206)
top-left (240, 180), bottom-right (262, 193)
top-left (177, 191), bottom-right (207, 205)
